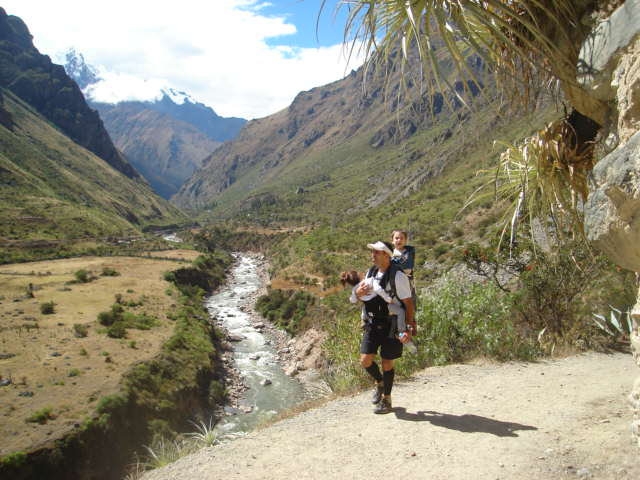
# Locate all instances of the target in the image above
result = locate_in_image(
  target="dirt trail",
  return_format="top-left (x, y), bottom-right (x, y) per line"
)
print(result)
top-left (142, 352), bottom-right (638, 480)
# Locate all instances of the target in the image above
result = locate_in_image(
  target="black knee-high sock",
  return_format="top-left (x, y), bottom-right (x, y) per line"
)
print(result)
top-left (365, 362), bottom-right (383, 383)
top-left (383, 369), bottom-right (395, 395)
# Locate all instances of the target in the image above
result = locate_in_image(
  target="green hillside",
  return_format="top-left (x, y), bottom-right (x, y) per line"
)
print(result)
top-left (0, 89), bottom-right (187, 262)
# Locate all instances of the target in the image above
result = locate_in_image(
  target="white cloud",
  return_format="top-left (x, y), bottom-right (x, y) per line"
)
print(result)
top-left (2, 0), bottom-right (364, 119)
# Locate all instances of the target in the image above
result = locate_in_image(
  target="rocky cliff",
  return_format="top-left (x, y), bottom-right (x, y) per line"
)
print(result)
top-left (580, 0), bottom-right (640, 448)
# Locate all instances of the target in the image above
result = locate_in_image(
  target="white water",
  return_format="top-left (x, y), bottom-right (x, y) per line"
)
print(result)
top-left (205, 254), bottom-right (306, 439)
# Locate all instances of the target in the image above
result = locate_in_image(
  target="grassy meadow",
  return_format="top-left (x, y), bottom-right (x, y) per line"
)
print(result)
top-left (0, 250), bottom-right (199, 457)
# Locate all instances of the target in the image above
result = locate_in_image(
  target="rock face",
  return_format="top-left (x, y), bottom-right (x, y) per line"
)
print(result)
top-left (581, 0), bottom-right (640, 448)
top-left (585, 132), bottom-right (640, 269)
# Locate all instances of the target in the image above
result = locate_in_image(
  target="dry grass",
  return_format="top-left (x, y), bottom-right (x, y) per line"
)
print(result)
top-left (0, 250), bottom-right (199, 456)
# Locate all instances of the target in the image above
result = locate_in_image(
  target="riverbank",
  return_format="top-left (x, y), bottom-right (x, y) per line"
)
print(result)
top-left (142, 351), bottom-right (639, 480)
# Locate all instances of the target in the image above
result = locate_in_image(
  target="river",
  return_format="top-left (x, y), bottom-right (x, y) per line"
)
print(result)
top-left (204, 253), bottom-right (308, 439)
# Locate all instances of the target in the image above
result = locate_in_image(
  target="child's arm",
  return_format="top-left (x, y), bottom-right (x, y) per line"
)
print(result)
top-left (349, 285), bottom-right (359, 303)
top-left (371, 280), bottom-right (392, 303)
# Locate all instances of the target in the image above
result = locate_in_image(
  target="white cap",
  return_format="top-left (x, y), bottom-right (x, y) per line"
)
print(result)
top-left (366, 241), bottom-right (393, 257)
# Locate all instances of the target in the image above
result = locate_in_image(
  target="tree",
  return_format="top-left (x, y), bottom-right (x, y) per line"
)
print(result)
top-left (333, 0), bottom-right (610, 244)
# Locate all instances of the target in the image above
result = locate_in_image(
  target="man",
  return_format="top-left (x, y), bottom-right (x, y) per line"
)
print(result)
top-left (355, 240), bottom-right (416, 414)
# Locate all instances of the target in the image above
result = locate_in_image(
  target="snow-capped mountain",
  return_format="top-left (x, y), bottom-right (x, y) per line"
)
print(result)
top-left (64, 48), bottom-right (101, 90)
top-left (63, 49), bottom-right (246, 198)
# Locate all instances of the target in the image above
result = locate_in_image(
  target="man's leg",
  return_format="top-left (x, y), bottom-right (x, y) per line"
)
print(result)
top-left (361, 353), bottom-right (384, 403)
top-left (381, 358), bottom-right (395, 395)
top-left (374, 358), bottom-right (395, 414)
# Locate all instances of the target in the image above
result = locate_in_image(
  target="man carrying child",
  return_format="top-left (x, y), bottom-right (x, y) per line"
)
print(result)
top-left (355, 240), bottom-right (416, 414)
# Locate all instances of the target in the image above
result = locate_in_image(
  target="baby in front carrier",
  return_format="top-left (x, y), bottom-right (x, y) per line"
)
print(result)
top-left (339, 270), bottom-right (409, 338)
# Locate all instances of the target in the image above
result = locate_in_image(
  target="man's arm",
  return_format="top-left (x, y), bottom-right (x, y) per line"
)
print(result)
top-left (395, 270), bottom-right (416, 335)
top-left (400, 297), bottom-right (416, 335)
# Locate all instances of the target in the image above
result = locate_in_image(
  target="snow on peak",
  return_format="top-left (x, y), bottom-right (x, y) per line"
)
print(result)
top-left (63, 49), bottom-right (202, 107)
top-left (163, 88), bottom-right (195, 105)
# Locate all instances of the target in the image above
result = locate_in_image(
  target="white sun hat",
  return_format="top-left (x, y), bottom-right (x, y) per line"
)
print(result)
top-left (366, 241), bottom-right (393, 257)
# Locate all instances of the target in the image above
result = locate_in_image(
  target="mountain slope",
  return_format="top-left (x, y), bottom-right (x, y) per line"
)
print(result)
top-left (95, 102), bottom-right (221, 199)
top-left (171, 54), bottom-right (492, 222)
top-left (63, 50), bottom-right (246, 198)
top-left (0, 89), bottom-right (186, 255)
top-left (0, 8), bottom-right (138, 180)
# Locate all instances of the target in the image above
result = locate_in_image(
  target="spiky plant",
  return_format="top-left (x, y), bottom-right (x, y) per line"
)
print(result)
top-left (334, 1), bottom-right (606, 108)
top-left (332, 0), bottom-right (612, 243)
top-left (143, 438), bottom-right (187, 469)
top-left (186, 419), bottom-right (218, 448)
top-left (479, 114), bottom-right (596, 248)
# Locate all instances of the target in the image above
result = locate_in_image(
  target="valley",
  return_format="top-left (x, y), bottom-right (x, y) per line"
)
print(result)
top-left (1, 1), bottom-right (640, 478)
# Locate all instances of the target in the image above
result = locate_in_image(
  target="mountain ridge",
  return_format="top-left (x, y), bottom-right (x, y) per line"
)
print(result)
top-left (0, 88), bottom-right (186, 254)
top-left (0, 8), bottom-right (139, 180)
top-left (171, 54), bottom-right (489, 221)
top-left (63, 49), bottom-right (247, 198)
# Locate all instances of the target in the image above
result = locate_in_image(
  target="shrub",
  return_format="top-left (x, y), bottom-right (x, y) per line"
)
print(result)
top-left (255, 288), bottom-right (315, 334)
top-left (0, 451), bottom-right (27, 469)
top-left (25, 407), bottom-right (55, 424)
top-left (419, 280), bottom-right (538, 365)
top-left (98, 311), bottom-right (116, 326)
top-left (107, 322), bottom-right (127, 338)
top-left (510, 243), bottom-right (633, 347)
top-left (74, 269), bottom-right (93, 283)
top-left (101, 267), bottom-right (120, 277)
top-left (98, 304), bottom-right (125, 326)
top-left (73, 323), bottom-right (88, 338)
top-left (40, 301), bottom-right (55, 315)
top-left (208, 380), bottom-right (226, 404)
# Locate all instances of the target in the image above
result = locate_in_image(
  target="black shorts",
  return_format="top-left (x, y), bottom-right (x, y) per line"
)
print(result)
top-left (360, 320), bottom-right (403, 360)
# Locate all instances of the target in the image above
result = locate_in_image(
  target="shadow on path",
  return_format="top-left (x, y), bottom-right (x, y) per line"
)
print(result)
top-left (393, 409), bottom-right (538, 437)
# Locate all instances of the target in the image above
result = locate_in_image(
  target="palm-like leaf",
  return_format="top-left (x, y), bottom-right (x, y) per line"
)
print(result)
top-left (337, 0), bottom-right (593, 108)
top-left (335, 1), bottom-right (606, 243)
top-left (462, 115), bottom-right (595, 250)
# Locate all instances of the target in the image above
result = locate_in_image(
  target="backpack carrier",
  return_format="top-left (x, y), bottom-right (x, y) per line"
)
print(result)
top-left (362, 264), bottom-right (405, 337)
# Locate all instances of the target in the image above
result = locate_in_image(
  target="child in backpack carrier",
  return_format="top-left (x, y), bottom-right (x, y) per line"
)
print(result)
top-left (391, 229), bottom-right (417, 310)
top-left (340, 270), bottom-right (416, 353)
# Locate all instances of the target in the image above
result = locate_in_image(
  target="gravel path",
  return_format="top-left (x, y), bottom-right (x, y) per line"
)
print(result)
top-left (142, 351), bottom-right (639, 480)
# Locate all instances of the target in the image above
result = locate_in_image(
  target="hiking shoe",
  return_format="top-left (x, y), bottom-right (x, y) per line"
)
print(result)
top-left (371, 382), bottom-right (384, 404)
top-left (374, 396), bottom-right (392, 414)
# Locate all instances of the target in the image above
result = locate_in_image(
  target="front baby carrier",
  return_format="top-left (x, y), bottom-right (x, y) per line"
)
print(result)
top-left (362, 264), bottom-right (404, 337)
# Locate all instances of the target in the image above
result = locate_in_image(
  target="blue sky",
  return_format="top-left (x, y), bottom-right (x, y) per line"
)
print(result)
top-left (259, 0), bottom-right (349, 48)
top-left (1, 0), bottom-right (365, 119)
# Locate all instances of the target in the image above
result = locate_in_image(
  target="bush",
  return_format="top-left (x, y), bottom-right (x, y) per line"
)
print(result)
top-left (0, 451), bottom-right (27, 469)
top-left (40, 301), bottom-right (55, 315)
top-left (101, 267), bottom-right (120, 277)
top-left (73, 323), bottom-right (88, 338)
top-left (74, 269), bottom-right (93, 283)
top-left (255, 288), bottom-right (315, 334)
top-left (98, 304), bottom-right (125, 326)
top-left (419, 280), bottom-right (538, 365)
top-left (107, 322), bottom-right (127, 339)
top-left (25, 407), bottom-right (55, 424)
top-left (510, 243), bottom-right (634, 347)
